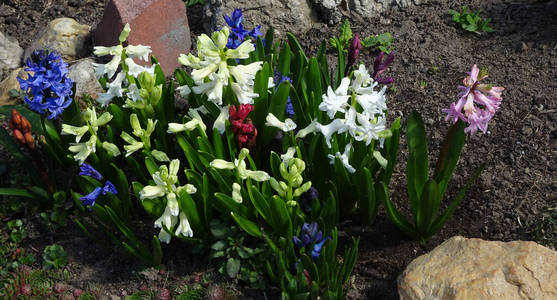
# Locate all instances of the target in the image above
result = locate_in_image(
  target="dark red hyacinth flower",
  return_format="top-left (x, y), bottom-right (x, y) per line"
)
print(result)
top-left (229, 104), bottom-right (257, 148)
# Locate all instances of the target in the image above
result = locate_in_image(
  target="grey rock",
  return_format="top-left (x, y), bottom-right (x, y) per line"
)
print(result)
top-left (0, 32), bottom-right (24, 70)
top-left (24, 18), bottom-right (91, 61)
top-left (68, 58), bottom-right (103, 99)
top-left (202, 0), bottom-right (317, 36)
top-left (0, 4), bottom-right (16, 17)
top-left (311, 0), bottom-right (428, 24)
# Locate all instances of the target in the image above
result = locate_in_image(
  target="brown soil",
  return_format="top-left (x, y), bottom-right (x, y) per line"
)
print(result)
top-left (1, 0), bottom-right (556, 299)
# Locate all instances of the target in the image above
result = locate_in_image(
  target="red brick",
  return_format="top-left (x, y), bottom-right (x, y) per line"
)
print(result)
top-left (94, 0), bottom-right (191, 76)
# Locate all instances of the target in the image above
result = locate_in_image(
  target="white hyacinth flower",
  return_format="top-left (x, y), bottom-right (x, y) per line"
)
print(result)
top-left (178, 27), bottom-right (259, 106)
top-left (280, 147), bottom-right (297, 166)
top-left (318, 119), bottom-right (346, 148)
top-left (213, 105), bottom-right (230, 134)
top-left (68, 135), bottom-right (97, 165)
top-left (210, 148), bottom-right (270, 182)
top-left (265, 113), bottom-right (297, 132)
top-left (232, 182), bottom-right (242, 203)
top-left (175, 212), bottom-right (193, 238)
top-left (154, 206), bottom-right (177, 244)
top-left (319, 77), bottom-right (351, 119)
top-left (145, 160), bottom-right (197, 243)
top-left (231, 82), bottom-right (259, 105)
top-left (125, 44), bottom-right (151, 61)
top-left (125, 58), bottom-right (155, 78)
top-left (96, 71), bottom-right (126, 106)
top-left (176, 85), bottom-right (191, 97)
top-left (328, 143), bottom-right (356, 173)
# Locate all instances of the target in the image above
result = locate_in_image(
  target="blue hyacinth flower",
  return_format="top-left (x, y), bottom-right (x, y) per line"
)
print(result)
top-left (79, 163), bottom-right (103, 181)
top-left (79, 180), bottom-right (117, 207)
top-left (18, 50), bottom-right (73, 119)
top-left (102, 181), bottom-right (118, 195)
top-left (293, 222), bottom-right (330, 261)
top-left (223, 9), bottom-right (263, 49)
top-left (80, 187), bottom-right (102, 207)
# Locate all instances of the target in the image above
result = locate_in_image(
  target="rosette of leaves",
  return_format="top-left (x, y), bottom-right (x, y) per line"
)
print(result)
top-left (42, 244), bottom-right (67, 270)
top-left (208, 219), bottom-right (267, 289)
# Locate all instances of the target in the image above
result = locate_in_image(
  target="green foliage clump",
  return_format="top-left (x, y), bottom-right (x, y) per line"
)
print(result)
top-left (449, 6), bottom-right (494, 33)
top-left (42, 244), bottom-right (67, 270)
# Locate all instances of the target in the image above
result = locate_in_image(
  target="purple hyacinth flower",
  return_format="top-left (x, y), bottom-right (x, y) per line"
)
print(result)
top-left (372, 51), bottom-right (395, 84)
top-left (79, 163), bottom-right (103, 181)
top-left (80, 187), bottom-right (102, 206)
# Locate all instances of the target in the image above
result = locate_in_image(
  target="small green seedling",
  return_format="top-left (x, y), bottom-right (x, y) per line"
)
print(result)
top-left (361, 32), bottom-right (394, 53)
top-left (449, 6), bottom-right (494, 33)
top-left (42, 244), bottom-right (67, 270)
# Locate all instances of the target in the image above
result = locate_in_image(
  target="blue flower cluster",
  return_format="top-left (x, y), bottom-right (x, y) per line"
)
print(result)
top-left (224, 9), bottom-right (263, 49)
top-left (274, 70), bottom-right (295, 117)
top-left (17, 50), bottom-right (73, 119)
top-left (293, 222), bottom-right (330, 260)
top-left (78, 163), bottom-right (117, 207)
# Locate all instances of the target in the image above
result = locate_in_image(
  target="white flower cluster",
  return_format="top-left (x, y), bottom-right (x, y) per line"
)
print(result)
top-left (139, 160), bottom-right (197, 243)
top-left (92, 24), bottom-right (157, 106)
top-left (177, 27), bottom-right (262, 106)
top-left (297, 64), bottom-right (390, 173)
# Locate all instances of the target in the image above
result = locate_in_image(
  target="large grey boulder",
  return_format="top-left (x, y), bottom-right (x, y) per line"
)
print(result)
top-left (24, 18), bottom-right (91, 61)
top-left (312, 0), bottom-right (425, 24)
top-left (398, 236), bottom-right (557, 300)
top-left (201, 0), bottom-right (318, 36)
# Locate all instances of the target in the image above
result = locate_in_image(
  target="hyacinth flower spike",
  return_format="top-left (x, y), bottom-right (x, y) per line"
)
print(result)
top-left (442, 65), bottom-right (504, 134)
top-left (345, 33), bottom-right (361, 75)
top-left (18, 50), bottom-right (73, 119)
top-left (292, 222), bottom-right (331, 261)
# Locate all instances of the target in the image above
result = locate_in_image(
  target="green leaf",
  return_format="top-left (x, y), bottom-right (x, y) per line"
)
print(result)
top-left (406, 111), bottom-right (429, 212)
top-left (231, 212), bottom-right (262, 238)
top-left (379, 182), bottom-right (421, 241)
top-left (428, 165), bottom-right (484, 239)
top-left (339, 19), bottom-right (353, 48)
top-left (286, 33), bottom-right (308, 64)
top-left (264, 27), bottom-right (274, 54)
top-left (151, 236), bottom-right (162, 268)
top-left (270, 195), bottom-right (292, 239)
top-left (226, 257), bottom-right (241, 278)
top-left (359, 168), bottom-right (377, 225)
top-left (433, 120), bottom-right (465, 197)
top-left (211, 240), bottom-right (227, 250)
top-left (246, 183), bottom-right (273, 226)
top-left (415, 179), bottom-right (441, 235)
top-left (0, 188), bottom-right (38, 199)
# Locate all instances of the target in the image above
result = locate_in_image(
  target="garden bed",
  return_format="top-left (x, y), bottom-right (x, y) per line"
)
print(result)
top-left (1, 0), bottom-right (556, 299)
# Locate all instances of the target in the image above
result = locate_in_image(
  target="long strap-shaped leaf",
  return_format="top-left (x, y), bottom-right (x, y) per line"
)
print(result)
top-left (428, 165), bottom-right (485, 239)
top-left (433, 120), bottom-right (466, 197)
top-left (406, 111), bottom-right (429, 215)
top-left (379, 182), bottom-right (422, 241)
